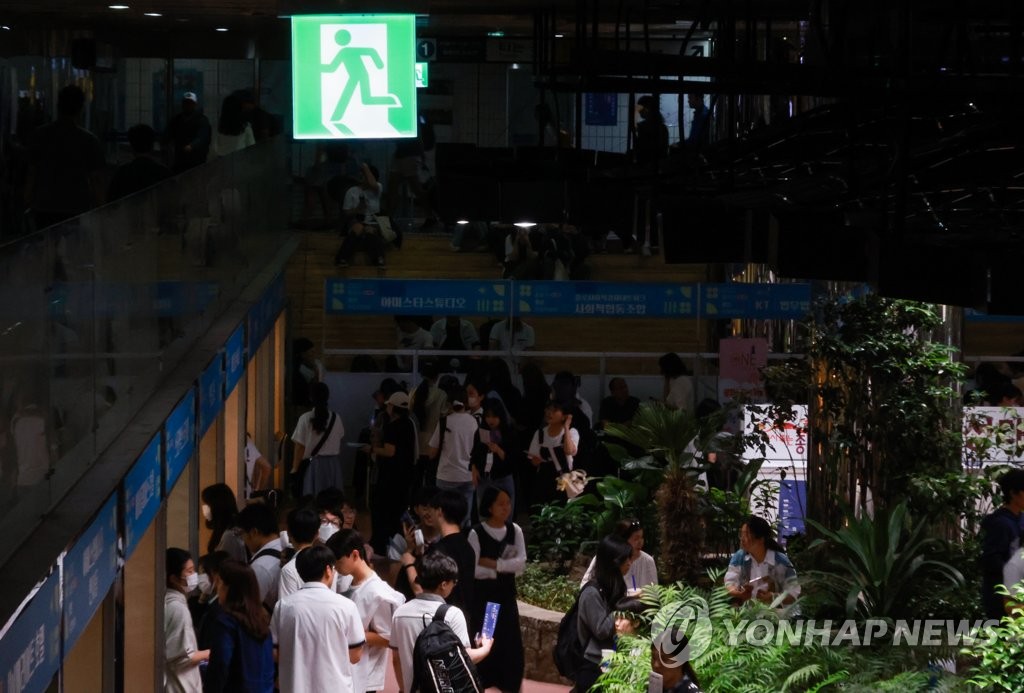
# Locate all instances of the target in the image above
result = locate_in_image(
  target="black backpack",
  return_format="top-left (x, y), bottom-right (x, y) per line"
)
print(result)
top-left (553, 587), bottom-right (588, 680)
top-left (412, 603), bottom-right (483, 693)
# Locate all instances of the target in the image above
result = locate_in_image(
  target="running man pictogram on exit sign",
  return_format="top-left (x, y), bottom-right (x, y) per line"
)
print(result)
top-left (292, 14), bottom-right (417, 139)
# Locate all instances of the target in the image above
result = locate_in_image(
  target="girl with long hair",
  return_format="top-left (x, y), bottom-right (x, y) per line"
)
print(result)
top-left (724, 515), bottom-right (800, 606)
top-left (204, 559), bottom-right (274, 692)
top-left (575, 534), bottom-right (635, 691)
top-left (410, 360), bottom-right (446, 487)
top-left (291, 381), bottom-right (345, 496)
top-left (581, 518), bottom-right (658, 593)
top-left (471, 397), bottom-right (518, 512)
top-left (201, 483), bottom-right (246, 562)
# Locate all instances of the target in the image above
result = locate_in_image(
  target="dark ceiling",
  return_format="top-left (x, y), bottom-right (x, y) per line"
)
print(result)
top-left (2, 0), bottom-right (1021, 311)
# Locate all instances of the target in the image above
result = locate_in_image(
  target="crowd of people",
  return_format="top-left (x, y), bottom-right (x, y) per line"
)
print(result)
top-left (157, 351), bottom-right (786, 692)
top-left (167, 488), bottom-right (794, 692)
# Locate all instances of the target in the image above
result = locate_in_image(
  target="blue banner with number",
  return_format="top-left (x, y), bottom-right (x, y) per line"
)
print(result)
top-left (198, 353), bottom-right (224, 437)
top-left (63, 494), bottom-right (118, 652)
top-left (0, 571), bottom-right (61, 693)
top-left (125, 435), bottom-right (162, 558)
top-left (326, 278), bottom-right (510, 316)
top-left (165, 389), bottom-right (196, 493)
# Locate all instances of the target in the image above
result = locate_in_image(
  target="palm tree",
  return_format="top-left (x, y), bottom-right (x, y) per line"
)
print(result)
top-left (605, 403), bottom-right (713, 583)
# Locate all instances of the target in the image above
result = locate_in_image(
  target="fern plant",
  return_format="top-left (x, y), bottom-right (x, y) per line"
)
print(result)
top-left (805, 501), bottom-right (964, 621)
top-left (594, 577), bottom-right (961, 692)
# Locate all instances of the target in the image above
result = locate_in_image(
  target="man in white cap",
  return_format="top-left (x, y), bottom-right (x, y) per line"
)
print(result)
top-left (166, 91), bottom-right (211, 172)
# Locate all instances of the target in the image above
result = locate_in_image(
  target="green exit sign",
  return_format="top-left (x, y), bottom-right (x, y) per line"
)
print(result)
top-left (415, 62), bottom-right (429, 88)
top-left (292, 14), bottom-right (417, 139)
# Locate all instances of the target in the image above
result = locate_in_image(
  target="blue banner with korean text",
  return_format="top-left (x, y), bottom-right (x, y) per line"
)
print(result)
top-left (324, 279), bottom-right (813, 320)
top-left (325, 279), bottom-right (510, 316)
top-left (517, 281), bottom-right (698, 317)
top-left (701, 283), bottom-right (811, 320)
top-left (63, 494), bottom-right (118, 653)
top-left (125, 435), bottom-right (162, 558)
top-left (0, 571), bottom-right (61, 693)
top-left (165, 389), bottom-right (196, 493)
top-left (198, 353), bottom-right (224, 437)
top-left (778, 479), bottom-right (807, 542)
top-left (225, 323), bottom-right (245, 396)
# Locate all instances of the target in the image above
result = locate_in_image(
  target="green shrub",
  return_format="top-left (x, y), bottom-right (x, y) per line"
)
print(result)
top-left (961, 583), bottom-right (1024, 691)
top-left (516, 562), bottom-right (578, 613)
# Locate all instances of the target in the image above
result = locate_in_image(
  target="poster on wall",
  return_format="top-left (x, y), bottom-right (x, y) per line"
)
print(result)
top-left (963, 406), bottom-right (1024, 467)
top-left (718, 337), bottom-right (769, 403)
top-left (743, 404), bottom-right (809, 469)
top-left (63, 494), bottom-right (119, 653)
top-left (585, 93), bottom-right (617, 126)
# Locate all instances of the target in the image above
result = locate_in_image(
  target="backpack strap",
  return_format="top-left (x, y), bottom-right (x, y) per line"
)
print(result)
top-left (249, 547), bottom-right (283, 565)
top-left (433, 602), bottom-right (451, 623)
top-left (434, 415), bottom-right (448, 459)
top-left (307, 412), bottom-right (337, 459)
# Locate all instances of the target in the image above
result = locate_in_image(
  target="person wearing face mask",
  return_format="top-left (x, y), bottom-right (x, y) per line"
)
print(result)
top-left (201, 484), bottom-right (247, 563)
top-left (195, 551), bottom-right (231, 659)
top-left (165, 548), bottom-right (209, 692)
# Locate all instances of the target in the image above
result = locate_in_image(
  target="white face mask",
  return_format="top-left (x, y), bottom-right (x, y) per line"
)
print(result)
top-left (185, 572), bottom-right (200, 591)
top-left (468, 395), bottom-right (481, 409)
top-left (319, 522), bottom-right (338, 543)
top-left (201, 504), bottom-right (212, 522)
top-left (196, 573), bottom-right (212, 596)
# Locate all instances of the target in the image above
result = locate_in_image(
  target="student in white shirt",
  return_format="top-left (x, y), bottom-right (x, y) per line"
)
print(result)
top-left (328, 529), bottom-right (406, 693)
top-left (238, 504), bottom-right (285, 611)
top-left (390, 551), bottom-right (493, 693)
top-left (581, 518), bottom-right (659, 593)
top-left (164, 548), bottom-right (208, 692)
top-left (278, 508), bottom-right (320, 601)
top-left (428, 387), bottom-right (480, 527)
top-left (270, 545), bottom-right (364, 693)
top-left (527, 400), bottom-right (580, 505)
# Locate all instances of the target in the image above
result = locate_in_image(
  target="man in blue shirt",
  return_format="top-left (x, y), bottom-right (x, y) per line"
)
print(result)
top-left (980, 469), bottom-right (1024, 619)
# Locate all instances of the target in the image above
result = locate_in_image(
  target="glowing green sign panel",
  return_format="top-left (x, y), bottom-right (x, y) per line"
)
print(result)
top-left (292, 14), bottom-right (417, 139)
top-left (415, 62), bottom-right (429, 88)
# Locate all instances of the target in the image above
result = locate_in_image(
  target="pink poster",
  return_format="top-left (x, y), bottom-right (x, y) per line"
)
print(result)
top-left (718, 337), bottom-right (769, 403)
